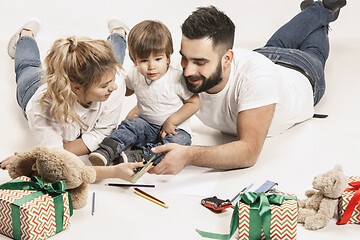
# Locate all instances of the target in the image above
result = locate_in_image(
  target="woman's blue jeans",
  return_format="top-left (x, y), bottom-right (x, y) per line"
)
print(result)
top-left (109, 117), bottom-right (192, 164)
top-left (14, 33), bottom-right (127, 117)
top-left (254, 1), bottom-right (332, 105)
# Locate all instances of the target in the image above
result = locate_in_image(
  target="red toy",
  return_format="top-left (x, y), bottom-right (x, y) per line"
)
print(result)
top-left (201, 196), bottom-right (232, 213)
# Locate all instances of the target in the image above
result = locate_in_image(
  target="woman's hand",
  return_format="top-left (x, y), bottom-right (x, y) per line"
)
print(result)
top-left (0, 153), bottom-right (17, 170)
top-left (113, 162), bottom-right (147, 182)
top-left (93, 161), bottom-right (146, 182)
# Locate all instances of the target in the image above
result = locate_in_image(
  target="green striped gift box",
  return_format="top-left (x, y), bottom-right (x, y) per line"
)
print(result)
top-left (238, 192), bottom-right (298, 240)
top-left (0, 176), bottom-right (72, 240)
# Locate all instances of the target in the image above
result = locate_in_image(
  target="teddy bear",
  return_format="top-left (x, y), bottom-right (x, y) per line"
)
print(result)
top-left (298, 165), bottom-right (347, 230)
top-left (7, 146), bottom-right (96, 209)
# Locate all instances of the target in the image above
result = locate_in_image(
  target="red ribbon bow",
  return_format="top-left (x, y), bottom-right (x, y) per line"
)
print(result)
top-left (337, 181), bottom-right (360, 225)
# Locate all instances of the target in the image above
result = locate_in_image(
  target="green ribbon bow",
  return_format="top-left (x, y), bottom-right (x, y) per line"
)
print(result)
top-left (196, 192), bottom-right (297, 240)
top-left (0, 176), bottom-right (73, 240)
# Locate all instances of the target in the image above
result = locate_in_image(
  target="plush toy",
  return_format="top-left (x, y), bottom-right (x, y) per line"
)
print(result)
top-left (298, 165), bottom-right (347, 230)
top-left (7, 146), bottom-right (96, 209)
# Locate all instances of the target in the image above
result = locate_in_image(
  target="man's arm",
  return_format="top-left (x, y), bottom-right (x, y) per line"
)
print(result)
top-left (149, 104), bottom-right (276, 174)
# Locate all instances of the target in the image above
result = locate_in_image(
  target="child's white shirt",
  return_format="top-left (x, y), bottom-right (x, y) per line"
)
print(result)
top-left (25, 72), bottom-right (126, 151)
top-left (125, 65), bottom-right (194, 134)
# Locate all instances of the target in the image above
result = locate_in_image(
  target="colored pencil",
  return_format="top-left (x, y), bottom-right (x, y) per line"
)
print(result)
top-left (134, 190), bottom-right (168, 208)
top-left (231, 183), bottom-right (254, 206)
top-left (91, 192), bottom-right (95, 215)
top-left (230, 187), bottom-right (246, 203)
top-left (105, 183), bottom-right (155, 188)
top-left (131, 153), bottom-right (164, 183)
top-left (134, 188), bottom-right (165, 204)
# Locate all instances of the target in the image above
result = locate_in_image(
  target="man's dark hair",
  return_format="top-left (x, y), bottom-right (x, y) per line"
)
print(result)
top-left (181, 5), bottom-right (235, 54)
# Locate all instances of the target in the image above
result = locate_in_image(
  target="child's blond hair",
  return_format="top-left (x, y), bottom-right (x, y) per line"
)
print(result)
top-left (41, 36), bottom-right (121, 129)
top-left (128, 20), bottom-right (173, 62)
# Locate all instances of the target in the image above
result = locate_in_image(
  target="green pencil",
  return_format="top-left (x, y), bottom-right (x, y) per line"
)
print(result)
top-left (131, 154), bottom-right (156, 183)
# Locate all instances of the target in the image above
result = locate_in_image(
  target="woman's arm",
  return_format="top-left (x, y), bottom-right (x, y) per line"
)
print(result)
top-left (63, 138), bottom-right (90, 156)
top-left (92, 162), bottom-right (145, 182)
top-left (1, 153), bottom-right (145, 183)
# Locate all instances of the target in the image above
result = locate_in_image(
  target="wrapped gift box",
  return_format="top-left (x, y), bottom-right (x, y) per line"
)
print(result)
top-left (0, 176), bottom-right (72, 240)
top-left (337, 176), bottom-right (360, 225)
top-left (196, 192), bottom-right (298, 240)
top-left (238, 192), bottom-right (298, 240)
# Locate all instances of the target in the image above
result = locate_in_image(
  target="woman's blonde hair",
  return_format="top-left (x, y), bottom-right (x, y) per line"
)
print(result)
top-left (41, 36), bottom-right (121, 129)
top-left (128, 20), bottom-right (173, 62)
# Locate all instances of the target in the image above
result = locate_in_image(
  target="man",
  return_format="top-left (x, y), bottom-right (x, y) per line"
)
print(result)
top-left (149, 0), bottom-right (347, 174)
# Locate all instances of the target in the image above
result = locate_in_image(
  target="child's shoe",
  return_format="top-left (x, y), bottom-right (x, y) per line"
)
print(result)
top-left (107, 16), bottom-right (130, 36)
top-left (8, 18), bottom-right (42, 59)
top-left (88, 138), bottom-right (120, 166)
top-left (120, 150), bottom-right (146, 163)
top-left (119, 150), bottom-right (164, 166)
top-left (106, 149), bottom-right (164, 166)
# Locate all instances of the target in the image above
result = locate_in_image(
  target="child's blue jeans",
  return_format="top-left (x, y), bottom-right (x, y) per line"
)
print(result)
top-left (108, 117), bottom-right (192, 161)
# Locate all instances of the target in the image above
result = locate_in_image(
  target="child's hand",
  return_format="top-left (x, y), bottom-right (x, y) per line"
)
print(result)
top-left (113, 162), bottom-right (146, 182)
top-left (160, 119), bottom-right (178, 139)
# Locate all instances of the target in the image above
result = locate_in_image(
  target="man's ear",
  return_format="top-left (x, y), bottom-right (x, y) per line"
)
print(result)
top-left (222, 49), bottom-right (234, 69)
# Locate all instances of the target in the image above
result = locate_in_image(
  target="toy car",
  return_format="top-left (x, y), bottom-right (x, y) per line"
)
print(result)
top-left (201, 196), bottom-right (232, 213)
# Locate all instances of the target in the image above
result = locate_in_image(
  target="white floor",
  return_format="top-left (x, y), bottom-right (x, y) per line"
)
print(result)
top-left (0, 0), bottom-right (360, 239)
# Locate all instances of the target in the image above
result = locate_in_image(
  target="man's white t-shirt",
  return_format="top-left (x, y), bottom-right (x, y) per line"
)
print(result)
top-left (196, 49), bottom-right (314, 137)
top-left (26, 72), bottom-right (126, 151)
top-left (125, 65), bottom-right (194, 133)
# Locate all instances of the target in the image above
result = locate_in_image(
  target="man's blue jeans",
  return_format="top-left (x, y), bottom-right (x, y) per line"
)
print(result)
top-left (14, 33), bottom-right (127, 118)
top-left (254, 1), bottom-right (332, 105)
top-left (108, 117), bottom-right (192, 162)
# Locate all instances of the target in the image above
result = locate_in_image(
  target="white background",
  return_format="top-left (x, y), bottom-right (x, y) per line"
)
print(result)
top-left (0, 0), bottom-right (359, 239)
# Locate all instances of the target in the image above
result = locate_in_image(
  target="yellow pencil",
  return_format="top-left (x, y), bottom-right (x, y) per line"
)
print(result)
top-left (134, 190), bottom-right (168, 209)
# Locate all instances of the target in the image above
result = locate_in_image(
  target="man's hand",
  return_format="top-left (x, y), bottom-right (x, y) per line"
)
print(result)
top-left (148, 143), bottom-right (189, 175)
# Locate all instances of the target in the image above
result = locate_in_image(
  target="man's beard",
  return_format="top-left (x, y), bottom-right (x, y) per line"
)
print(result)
top-left (184, 61), bottom-right (223, 93)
